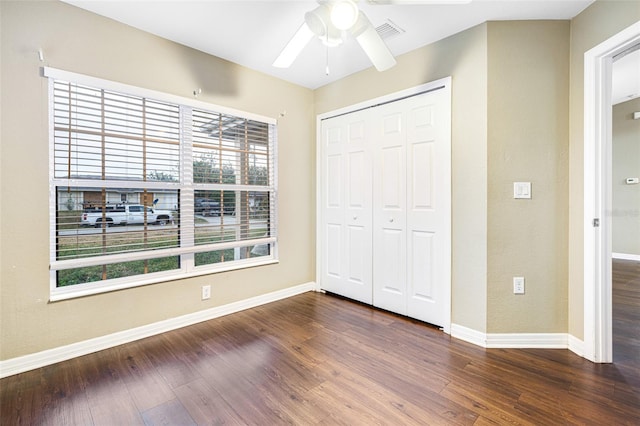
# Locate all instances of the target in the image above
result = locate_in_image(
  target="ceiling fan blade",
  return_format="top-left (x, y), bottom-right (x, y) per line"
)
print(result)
top-left (351, 13), bottom-right (396, 72)
top-left (273, 22), bottom-right (314, 68)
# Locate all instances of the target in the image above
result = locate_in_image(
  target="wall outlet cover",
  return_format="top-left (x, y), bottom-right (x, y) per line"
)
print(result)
top-left (202, 285), bottom-right (211, 300)
top-left (514, 182), bottom-right (532, 199)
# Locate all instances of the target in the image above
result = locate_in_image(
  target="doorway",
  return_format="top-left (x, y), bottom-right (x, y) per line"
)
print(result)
top-left (612, 47), bottom-right (640, 363)
top-left (583, 21), bottom-right (640, 363)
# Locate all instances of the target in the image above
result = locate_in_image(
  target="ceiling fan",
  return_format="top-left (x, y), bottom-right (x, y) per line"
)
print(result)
top-left (273, 0), bottom-right (471, 72)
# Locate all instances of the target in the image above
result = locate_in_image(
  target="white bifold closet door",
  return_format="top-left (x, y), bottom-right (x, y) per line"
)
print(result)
top-left (320, 108), bottom-right (373, 304)
top-left (320, 82), bottom-right (450, 329)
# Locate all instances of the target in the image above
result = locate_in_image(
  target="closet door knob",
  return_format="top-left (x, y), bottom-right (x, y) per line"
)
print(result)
top-left (353, 215), bottom-right (358, 220)
top-left (389, 217), bottom-right (394, 223)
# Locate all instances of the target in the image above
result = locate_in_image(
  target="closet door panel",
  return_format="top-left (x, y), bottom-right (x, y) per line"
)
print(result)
top-left (320, 112), bottom-right (372, 304)
top-left (381, 146), bottom-right (403, 209)
top-left (409, 230), bottom-right (435, 301)
top-left (321, 124), bottom-right (347, 296)
top-left (344, 118), bottom-right (373, 303)
top-left (373, 108), bottom-right (407, 314)
top-left (326, 224), bottom-right (342, 279)
top-left (346, 224), bottom-right (368, 287)
top-left (376, 227), bottom-right (406, 313)
top-left (406, 90), bottom-right (450, 326)
top-left (410, 141), bottom-right (434, 211)
top-left (345, 150), bottom-right (369, 288)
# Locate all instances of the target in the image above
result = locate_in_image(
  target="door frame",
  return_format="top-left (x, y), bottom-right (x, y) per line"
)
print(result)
top-left (315, 77), bottom-right (452, 333)
top-left (583, 21), bottom-right (640, 363)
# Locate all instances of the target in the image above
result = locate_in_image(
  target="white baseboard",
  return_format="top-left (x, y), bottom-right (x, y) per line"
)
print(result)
top-left (612, 252), bottom-right (640, 261)
top-left (451, 324), bottom-right (582, 350)
top-left (0, 282), bottom-right (316, 379)
top-left (450, 323), bottom-right (487, 347)
top-left (485, 333), bottom-right (568, 348)
top-left (568, 334), bottom-right (585, 357)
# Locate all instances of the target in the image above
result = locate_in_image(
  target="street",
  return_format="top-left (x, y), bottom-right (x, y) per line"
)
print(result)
top-left (58, 215), bottom-right (267, 236)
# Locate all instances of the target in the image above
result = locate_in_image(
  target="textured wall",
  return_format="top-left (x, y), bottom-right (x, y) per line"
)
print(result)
top-left (487, 21), bottom-right (570, 333)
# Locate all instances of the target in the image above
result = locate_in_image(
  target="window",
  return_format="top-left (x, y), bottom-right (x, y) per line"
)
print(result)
top-left (47, 68), bottom-right (277, 300)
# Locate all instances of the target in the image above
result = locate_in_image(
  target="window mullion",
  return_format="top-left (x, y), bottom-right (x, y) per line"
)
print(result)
top-left (180, 105), bottom-right (195, 270)
top-left (142, 99), bottom-right (148, 274)
top-left (100, 90), bottom-right (108, 281)
top-left (269, 125), bottom-right (278, 253)
top-left (239, 119), bottom-right (249, 259)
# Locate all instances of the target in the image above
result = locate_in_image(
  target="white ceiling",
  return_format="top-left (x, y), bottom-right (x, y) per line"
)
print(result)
top-left (62, 0), bottom-right (637, 101)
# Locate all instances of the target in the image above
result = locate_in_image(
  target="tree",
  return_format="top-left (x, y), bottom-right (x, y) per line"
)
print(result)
top-left (193, 155), bottom-right (236, 211)
top-left (147, 170), bottom-right (178, 182)
top-left (248, 165), bottom-right (268, 186)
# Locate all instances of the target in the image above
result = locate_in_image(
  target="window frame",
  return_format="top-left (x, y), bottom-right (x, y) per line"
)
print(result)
top-left (46, 67), bottom-right (278, 301)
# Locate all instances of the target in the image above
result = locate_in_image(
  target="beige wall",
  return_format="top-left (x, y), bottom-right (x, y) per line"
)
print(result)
top-left (0, 1), bottom-right (315, 360)
top-left (568, 0), bottom-right (640, 340)
top-left (487, 21), bottom-right (570, 333)
top-left (315, 24), bottom-right (489, 332)
top-left (612, 98), bottom-right (640, 256)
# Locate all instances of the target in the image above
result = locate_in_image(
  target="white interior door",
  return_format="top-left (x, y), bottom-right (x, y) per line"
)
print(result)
top-left (405, 89), bottom-right (450, 326)
top-left (320, 110), bottom-right (373, 304)
top-left (319, 78), bottom-right (451, 330)
top-left (372, 104), bottom-right (408, 314)
top-left (371, 89), bottom-right (450, 328)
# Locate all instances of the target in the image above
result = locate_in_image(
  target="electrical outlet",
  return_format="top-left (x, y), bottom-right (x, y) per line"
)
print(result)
top-left (513, 277), bottom-right (525, 294)
top-left (201, 285), bottom-right (211, 300)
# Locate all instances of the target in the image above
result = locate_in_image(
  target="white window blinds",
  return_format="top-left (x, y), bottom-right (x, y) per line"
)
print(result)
top-left (53, 82), bottom-right (181, 181)
top-left (47, 68), bottom-right (277, 299)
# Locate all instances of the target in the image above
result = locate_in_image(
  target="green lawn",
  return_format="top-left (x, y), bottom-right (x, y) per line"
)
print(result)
top-left (56, 225), bottom-right (268, 287)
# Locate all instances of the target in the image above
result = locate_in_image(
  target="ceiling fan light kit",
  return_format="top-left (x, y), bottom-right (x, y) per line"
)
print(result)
top-left (330, 0), bottom-right (360, 30)
top-left (305, 4), bottom-right (332, 36)
top-left (273, 0), bottom-right (397, 72)
top-left (306, 5), bottom-right (345, 47)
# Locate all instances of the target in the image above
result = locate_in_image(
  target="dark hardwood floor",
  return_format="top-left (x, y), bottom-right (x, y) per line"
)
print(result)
top-left (2, 261), bottom-right (639, 425)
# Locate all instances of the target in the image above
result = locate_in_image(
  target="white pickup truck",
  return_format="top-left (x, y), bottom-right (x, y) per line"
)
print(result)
top-left (81, 204), bottom-right (174, 227)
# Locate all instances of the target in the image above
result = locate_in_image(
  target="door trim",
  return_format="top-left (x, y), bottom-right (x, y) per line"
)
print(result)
top-left (583, 21), bottom-right (640, 363)
top-left (315, 77), bottom-right (452, 333)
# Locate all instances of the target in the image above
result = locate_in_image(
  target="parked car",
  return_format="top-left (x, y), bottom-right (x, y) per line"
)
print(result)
top-left (195, 198), bottom-right (221, 216)
top-left (81, 204), bottom-right (174, 227)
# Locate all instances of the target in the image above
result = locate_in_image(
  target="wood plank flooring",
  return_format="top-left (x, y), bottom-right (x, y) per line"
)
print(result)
top-left (1, 260), bottom-right (639, 425)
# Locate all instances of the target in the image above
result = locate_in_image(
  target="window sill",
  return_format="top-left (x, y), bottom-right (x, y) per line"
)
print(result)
top-left (49, 257), bottom-right (279, 302)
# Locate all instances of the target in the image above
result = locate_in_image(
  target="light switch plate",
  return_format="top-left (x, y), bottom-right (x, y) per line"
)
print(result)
top-left (513, 277), bottom-right (525, 294)
top-left (514, 182), bottom-right (531, 199)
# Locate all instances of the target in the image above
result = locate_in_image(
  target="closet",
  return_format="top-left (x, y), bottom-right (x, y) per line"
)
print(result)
top-left (318, 79), bottom-right (451, 329)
